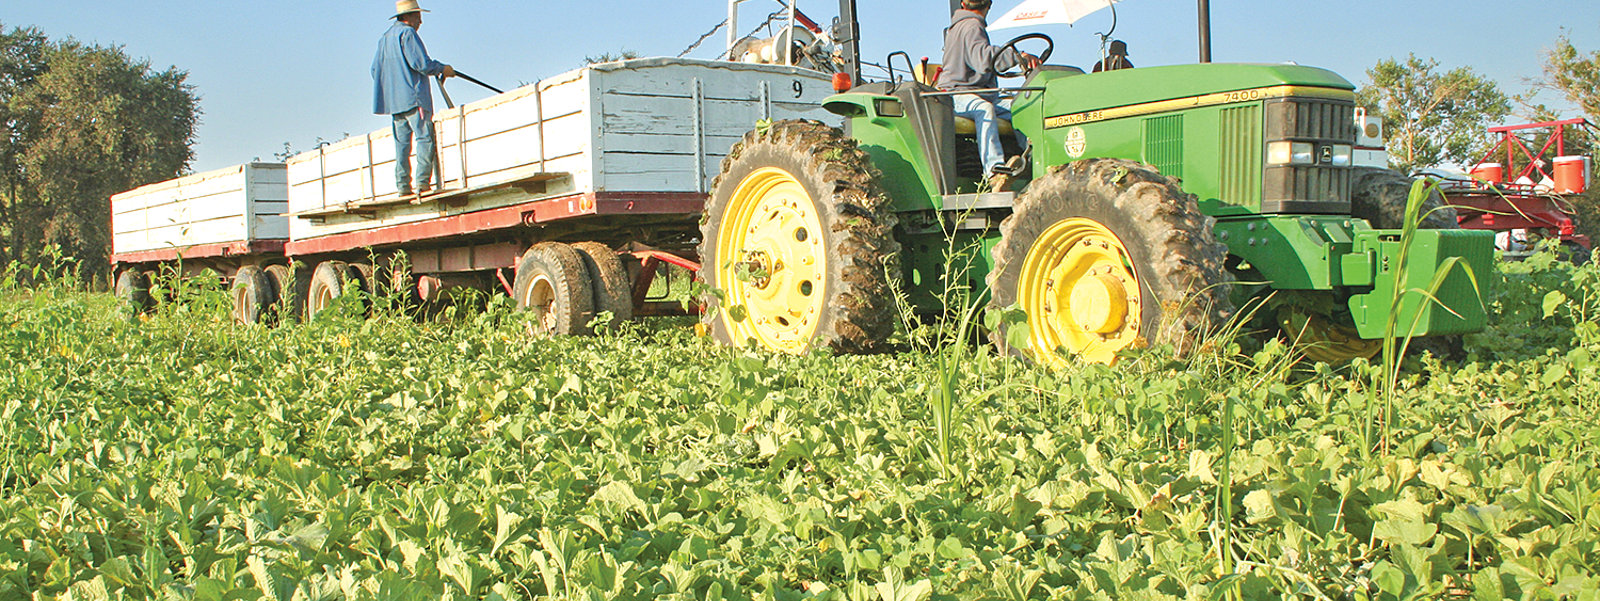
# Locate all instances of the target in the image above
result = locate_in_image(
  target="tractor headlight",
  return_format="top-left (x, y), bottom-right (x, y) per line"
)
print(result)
top-left (1330, 144), bottom-right (1353, 167)
top-left (1267, 141), bottom-right (1315, 165)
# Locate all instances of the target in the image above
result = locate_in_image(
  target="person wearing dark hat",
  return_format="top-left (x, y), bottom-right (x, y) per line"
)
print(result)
top-left (373, 0), bottom-right (454, 196)
top-left (1092, 40), bottom-right (1134, 73)
top-left (937, 0), bottom-right (1040, 192)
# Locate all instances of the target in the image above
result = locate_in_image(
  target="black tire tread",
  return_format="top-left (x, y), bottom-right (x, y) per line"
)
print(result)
top-left (988, 158), bottom-right (1236, 358)
top-left (307, 260), bottom-right (351, 319)
top-left (231, 265), bottom-right (277, 325)
top-left (700, 119), bottom-right (900, 354)
top-left (115, 268), bottom-right (154, 314)
top-left (264, 263), bottom-right (309, 322)
top-left (514, 242), bottom-right (596, 336)
top-left (572, 241), bottom-right (635, 324)
top-left (1351, 167), bottom-right (1457, 230)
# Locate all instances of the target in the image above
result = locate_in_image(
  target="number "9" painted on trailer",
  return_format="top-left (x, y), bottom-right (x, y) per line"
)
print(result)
top-left (793, 80), bottom-right (804, 98)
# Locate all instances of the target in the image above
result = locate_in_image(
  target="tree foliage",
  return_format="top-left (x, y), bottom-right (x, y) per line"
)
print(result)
top-left (1357, 54), bottom-right (1510, 174)
top-left (1541, 34), bottom-right (1600, 244)
top-left (1544, 34), bottom-right (1600, 122)
top-left (0, 22), bottom-right (198, 278)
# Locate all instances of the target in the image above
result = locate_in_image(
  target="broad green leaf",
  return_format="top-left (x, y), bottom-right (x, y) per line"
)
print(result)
top-left (1242, 490), bottom-right (1278, 524)
top-left (1372, 518), bottom-right (1438, 546)
top-left (1543, 290), bottom-right (1567, 319)
top-left (875, 567), bottom-right (933, 601)
top-left (1372, 560), bottom-right (1406, 597)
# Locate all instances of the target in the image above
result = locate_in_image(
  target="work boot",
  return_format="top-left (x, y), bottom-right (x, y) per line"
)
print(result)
top-left (416, 183), bottom-right (432, 196)
top-left (987, 173), bottom-right (1011, 192)
top-left (397, 185), bottom-right (413, 197)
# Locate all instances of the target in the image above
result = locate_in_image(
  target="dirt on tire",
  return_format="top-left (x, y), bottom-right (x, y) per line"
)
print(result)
top-left (699, 119), bottom-right (900, 354)
top-left (988, 158), bottom-right (1236, 361)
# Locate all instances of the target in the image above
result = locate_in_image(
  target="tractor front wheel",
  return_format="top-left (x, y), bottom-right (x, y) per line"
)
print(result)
top-left (700, 119), bottom-right (898, 354)
top-left (989, 159), bottom-right (1235, 365)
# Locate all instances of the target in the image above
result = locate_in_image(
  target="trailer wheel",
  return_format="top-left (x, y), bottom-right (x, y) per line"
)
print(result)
top-left (231, 265), bottom-right (278, 325)
top-left (989, 159), bottom-right (1235, 365)
top-left (346, 262), bottom-right (378, 315)
top-left (347, 263), bottom-right (376, 294)
top-left (306, 260), bottom-right (356, 319)
top-left (701, 119), bottom-right (898, 354)
top-left (115, 268), bottom-right (155, 315)
top-left (513, 242), bottom-right (596, 336)
top-left (264, 263), bottom-right (308, 322)
top-left (572, 242), bottom-right (634, 326)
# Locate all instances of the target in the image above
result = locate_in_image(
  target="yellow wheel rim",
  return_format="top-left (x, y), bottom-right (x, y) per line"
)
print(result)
top-left (715, 167), bottom-right (827, 354)
top-left (1281, 310), bottom-right (1382, 362)
top-left (1017, 218), bottom-right (1144, 365)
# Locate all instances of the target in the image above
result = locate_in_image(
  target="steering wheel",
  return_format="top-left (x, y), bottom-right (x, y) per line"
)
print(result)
top-left (994, 33), bottom-right (1054, 79)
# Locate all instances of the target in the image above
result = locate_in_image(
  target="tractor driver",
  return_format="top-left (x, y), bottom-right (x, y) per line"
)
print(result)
top-left (937, 0), bottom-right (1041, 192)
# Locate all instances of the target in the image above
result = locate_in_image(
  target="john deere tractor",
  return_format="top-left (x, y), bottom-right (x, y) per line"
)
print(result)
top-left (699, 2), bottom-right (1492, 364)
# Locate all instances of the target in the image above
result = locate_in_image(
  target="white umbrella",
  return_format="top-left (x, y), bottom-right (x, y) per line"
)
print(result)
top-left (989, 0), bottom-right (1122, 30)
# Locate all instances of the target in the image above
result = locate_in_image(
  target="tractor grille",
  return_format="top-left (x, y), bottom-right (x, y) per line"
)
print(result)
top-left (1261, 97), bottom-right (1357, 214)
top-left (1219, 105), bottom-right (1261, 207)
top-left (1142, 115), bottom-right (1184, 179)
top-left (1265, 98), bottom-right (1356, 141)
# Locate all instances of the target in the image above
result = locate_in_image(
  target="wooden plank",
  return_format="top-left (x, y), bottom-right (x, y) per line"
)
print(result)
top-left (601, 96), bottom-right (814, 138)
top-left (600, 132), bottom-right (743, 155)
top-left (135, 216), bottom-right (251, 253)
top-left (593, 59), bottom-right (833, 101)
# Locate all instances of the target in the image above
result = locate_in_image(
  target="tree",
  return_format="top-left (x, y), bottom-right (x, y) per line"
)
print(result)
top-left (0, 22), bottom-right (198, 278)
top-left (1356, 54), bottom-right (1511, 174)
top-left (0, 24), bottom-right (47, 268)
top-left (1540, 35), bottom-right (1600, 245)
top-left (1544, 34), bottom-right (1600, 121)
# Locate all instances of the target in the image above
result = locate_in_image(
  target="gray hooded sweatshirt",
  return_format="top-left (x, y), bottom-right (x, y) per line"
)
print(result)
top-left (935, 9), bottom-right (1020, 101)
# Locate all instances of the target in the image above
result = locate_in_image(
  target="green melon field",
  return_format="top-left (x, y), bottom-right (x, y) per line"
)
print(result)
top-left (2, 250), bottom-right (1597, 600)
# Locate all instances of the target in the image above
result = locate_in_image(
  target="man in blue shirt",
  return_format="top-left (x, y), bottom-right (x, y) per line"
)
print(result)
top-left (373, 0), bottom-right (453, 196)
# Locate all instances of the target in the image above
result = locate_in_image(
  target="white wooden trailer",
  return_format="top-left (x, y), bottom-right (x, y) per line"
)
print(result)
top-left (109, 162), bottom-right (288, 267)
top-left (285, 57), bottom-right (839, 241)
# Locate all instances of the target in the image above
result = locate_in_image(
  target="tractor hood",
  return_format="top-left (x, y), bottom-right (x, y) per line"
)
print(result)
top-left (1026, 63), bottom-right (1355, 122)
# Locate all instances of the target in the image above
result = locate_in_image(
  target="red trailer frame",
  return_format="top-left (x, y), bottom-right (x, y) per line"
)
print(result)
top-left (1440, 118), bottom-right (1593, 252)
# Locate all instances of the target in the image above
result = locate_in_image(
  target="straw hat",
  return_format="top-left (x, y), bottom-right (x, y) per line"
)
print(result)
top-left (393, 1), bottom-right (429, 18)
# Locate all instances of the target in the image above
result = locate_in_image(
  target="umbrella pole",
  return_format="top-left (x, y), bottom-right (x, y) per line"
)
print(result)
top-left (1197, 0), bottom-right (1212, 63)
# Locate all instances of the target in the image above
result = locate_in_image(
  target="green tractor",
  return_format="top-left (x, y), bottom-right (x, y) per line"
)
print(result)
top-left (699, 2), bottom-right (1492, 364)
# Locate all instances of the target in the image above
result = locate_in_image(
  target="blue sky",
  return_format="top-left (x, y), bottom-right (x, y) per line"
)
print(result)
top-left (6, 0), bottom-right (1598, 173)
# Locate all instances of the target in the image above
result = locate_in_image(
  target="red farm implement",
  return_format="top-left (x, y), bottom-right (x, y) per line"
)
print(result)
top-left (1439, 118), bottom-right (1594, 261)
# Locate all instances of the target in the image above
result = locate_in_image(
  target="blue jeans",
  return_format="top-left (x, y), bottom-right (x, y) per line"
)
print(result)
top-left (392, 107), bottom-right (436, 192)
top-left (952, 94), bottom-right (1025, 177)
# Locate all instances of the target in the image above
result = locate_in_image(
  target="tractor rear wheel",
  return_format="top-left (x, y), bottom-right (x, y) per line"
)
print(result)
top-left (231, 265), bottom-right (278, 325)
top-left (988, 159), bottom-right (1234, 365)
top-left (513, 242), bottom-right (595, 336)
top-left (700, 119), bottom-right (898, 354)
